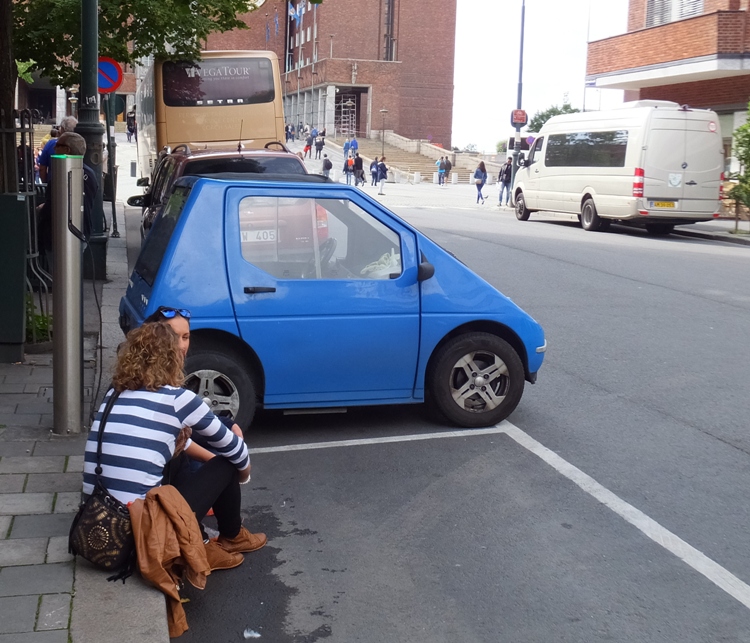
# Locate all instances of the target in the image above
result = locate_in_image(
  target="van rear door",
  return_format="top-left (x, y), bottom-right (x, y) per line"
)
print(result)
top-left (644, 110), bottom-right (721, 216)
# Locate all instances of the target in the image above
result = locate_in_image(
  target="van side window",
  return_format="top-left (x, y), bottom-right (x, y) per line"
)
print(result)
top-left (237, 197), bottom-right (401, 281)
top-left (545, 130), bottom-right (628, 168)
top-left (528, 137), bottom-right (544, 165)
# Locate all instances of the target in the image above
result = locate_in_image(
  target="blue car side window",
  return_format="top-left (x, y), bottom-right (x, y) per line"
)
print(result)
top-left (237, 196), bottom-right (402, 280)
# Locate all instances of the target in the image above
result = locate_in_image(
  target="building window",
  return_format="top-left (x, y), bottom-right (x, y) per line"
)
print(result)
top-left (646, 0), bottom-right (703, 27)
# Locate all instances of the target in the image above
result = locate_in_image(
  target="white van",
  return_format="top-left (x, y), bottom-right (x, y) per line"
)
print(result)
top-left (513, 101), bottom-right (724, 235)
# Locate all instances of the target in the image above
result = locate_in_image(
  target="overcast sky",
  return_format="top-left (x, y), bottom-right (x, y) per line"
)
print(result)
top-left (452, 0), bottom-right (629, 152)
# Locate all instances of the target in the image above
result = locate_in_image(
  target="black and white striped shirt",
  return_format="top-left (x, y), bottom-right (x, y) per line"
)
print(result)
top-left (83, 387), bottom-right (250, 505)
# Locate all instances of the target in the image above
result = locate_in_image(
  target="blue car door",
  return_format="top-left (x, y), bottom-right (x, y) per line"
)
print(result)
top-left (223, 186), bottom-right (421, 407)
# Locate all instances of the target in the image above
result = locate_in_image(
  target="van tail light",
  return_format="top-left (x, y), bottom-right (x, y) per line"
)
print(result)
top-left (720, 172), bottom-right (725, 200)
top-left (633, 168), bottom-right (644, 198)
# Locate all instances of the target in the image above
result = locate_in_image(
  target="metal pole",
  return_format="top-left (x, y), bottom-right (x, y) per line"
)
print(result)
top-left (380, 108), bottom-right (388, 158)
top-left (510, 0), bottom-right (525, 207)
top-left (76, 0), bottom-right (107, 277)
top-left (51, 154), bottom-right (84, 434)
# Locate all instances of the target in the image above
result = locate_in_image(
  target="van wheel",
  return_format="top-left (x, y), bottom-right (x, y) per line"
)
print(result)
top-left (428, 333), bottom-right (525, 428)
top-left (184, 350), bottom-right (257, 430)
top-left (581, 198), bottom-right (605, 231)
top-left (645, 223), bottom-right (674, 236)
top-left (515, 193), bottom-right (531, 221)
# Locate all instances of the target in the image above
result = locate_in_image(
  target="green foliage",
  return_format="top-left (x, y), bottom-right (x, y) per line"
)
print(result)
top-left (16, 59), bottom-right (35, 84)
top-left (527, 103), bottom-right (580, 134)
top-left (25, 294), bottom-right (51, 344)
top-left (463, 143), bottom-right (478, 153)
top-left (728, 102), bottom-right (750, 209)
top-left (13, 0), bottom-right (262, 88)
top-left (496, 140), bottom-right (507, 154)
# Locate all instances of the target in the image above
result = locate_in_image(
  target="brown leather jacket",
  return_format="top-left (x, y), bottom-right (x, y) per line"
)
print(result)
top-left (128, 485), bottom-right (210, 638)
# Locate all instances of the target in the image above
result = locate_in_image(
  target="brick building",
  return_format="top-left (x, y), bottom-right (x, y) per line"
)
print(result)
top-left (205, 0), bottom-right (457, 147)
top-left (586, 0), bottom-right (750, 167)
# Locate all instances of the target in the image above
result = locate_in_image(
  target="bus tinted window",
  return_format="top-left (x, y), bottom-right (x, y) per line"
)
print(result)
top-left (545, 130), bottom-right (628, 168)
top-left (162, 58), bottom-right (275, 107)
top-left (135, 186), bottom-right (191, 286)
top-left (185, 157), bottom-right (306, 176)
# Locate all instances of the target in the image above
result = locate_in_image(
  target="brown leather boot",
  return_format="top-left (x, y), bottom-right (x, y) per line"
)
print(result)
top-left (204, 540), bottom-right (244, 571)
top-left (217, 527), bottom-right (267, 554)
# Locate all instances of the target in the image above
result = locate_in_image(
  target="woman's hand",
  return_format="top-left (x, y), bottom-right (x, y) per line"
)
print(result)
top-left (238, 464), bottom-right (252, 484)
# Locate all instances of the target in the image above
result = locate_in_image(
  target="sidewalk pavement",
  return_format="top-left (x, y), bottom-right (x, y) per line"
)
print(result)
top-left (0, 134), bottom-right (169, 643)
top-left (2, 136), bottom-right (747, 642)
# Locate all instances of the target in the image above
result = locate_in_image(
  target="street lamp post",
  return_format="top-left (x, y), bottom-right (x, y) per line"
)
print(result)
top-left (510, 0), bottom-right (526, 207)
top-left (379, 108), bottom-right (388, 158)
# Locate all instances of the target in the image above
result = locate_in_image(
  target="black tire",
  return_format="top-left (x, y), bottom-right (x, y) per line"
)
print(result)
top-left (645, 223), bottom-right (674, 236)
top-left (184, 349), bottom-right (257, 429)
top-left (580, 198), bottom-right (606, 232)
top-left (515, 193), bottom-right (531, 221)
top-left (428, 332), bottom-right (525, 428)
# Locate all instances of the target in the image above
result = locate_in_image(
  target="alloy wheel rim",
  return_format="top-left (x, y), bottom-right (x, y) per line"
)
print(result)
top-left (185, 369), bottom-right (241, 418)
top-left (448, 350), bottom-right (510, 414)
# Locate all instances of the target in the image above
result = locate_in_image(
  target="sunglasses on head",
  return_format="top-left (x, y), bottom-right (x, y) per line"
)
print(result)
top-left (157, 306), bottom-right (191, 320)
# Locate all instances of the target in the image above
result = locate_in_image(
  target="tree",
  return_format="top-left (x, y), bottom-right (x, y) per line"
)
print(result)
top-left (0, 0), bottom-right (261, 191)
top-left (727, 101), bottom-right (750, 232)
top-left (526, 103), bottom-right (580, 134)
top-left (496, 140), bottom-right (507, 154)
top-left (463, 143), bottom-right (478, 153)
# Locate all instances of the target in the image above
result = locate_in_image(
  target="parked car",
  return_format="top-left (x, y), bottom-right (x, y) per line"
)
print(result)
top-left (513, 100), bottom-right (724, 235)
top-left (120, 176), bottom-right (547, 429)
top-left (127, 143), bottom-right (309, 241)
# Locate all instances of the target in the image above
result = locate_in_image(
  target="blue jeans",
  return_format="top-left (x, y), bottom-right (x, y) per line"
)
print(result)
top-left (476, 182), bottom-right (485, 202)
top-left (346, 172), bottom-right (352, 185)
top-left (499, 181), bottom-right (511, 204)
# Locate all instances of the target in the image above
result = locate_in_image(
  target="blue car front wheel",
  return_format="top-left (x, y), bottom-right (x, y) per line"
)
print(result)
top-left (428, 333), bottom-right (525, 428)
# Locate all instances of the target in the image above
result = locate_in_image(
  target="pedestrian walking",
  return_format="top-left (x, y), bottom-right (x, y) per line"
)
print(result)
top-left (314, 136), bottom-right (324, 159)
top-left (322, 154), bottom-right (333, 178)
top-left (370, 157), bottom-right (379, 186)
top-left (343, 156), bottom-right (354, 185)
top-left (444, 157), bottom-right (452, 185)
top-left (436, 156), bottom-right (446, 186)
top-left (350, 136), bottom-right (359, 155)
top-left (304, 134), bottom-right (314, 159)
top-left (377, 156), bottom-right (388, 195)
top-left (126, 107), bottom-right (137, 143)
top-left (498, 157), bottom-right (512, 207)
top-left (343, 138), bottom-right (350, 158)
top-left (353, 153), bottom-right (364, 186)
top-left (474, 161), bottom-right (488, 204)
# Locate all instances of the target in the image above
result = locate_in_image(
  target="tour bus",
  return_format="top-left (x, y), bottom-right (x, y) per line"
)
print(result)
top-left (512, 101), bottom-right (724, 235)
top-left (135, 50), bottom-right (286, 178)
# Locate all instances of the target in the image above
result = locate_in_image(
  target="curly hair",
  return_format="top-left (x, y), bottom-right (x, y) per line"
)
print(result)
top-left (112, 323), bottom-right (184, 392)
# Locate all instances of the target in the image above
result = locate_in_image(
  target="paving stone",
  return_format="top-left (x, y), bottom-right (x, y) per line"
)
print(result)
top-left (0, 629), bottom-right (69, 642)
top-left (25, 473), bottom-right (81, 493)
top-left (1, 427), bottom-right (51, 441)
top-left (0, 442), bottom-right (34, 457)
top-left (0, 493), bottom-right (53, 515)
top-left (0, 406), bottom-right (16, 415)
top-left (45, 537), bottom-right (73, 564)
top-left (24, 355), bottom-right (52, 367)
top-left (53, 493), bottom-right (79, 514)
top-left (23, 385), bottom-right (45, 394)
top-left (0, 595), bottom-right (38, 634)
top-left (15, 402), bottom-right (54, 415)
top-left (0, 414), bottom-right (41, 429)
top-left (0, 537), bottom-right (48, 566)
top-left (37, 593), bottom-right (71, 631)
top-left (33, 437), bottom-right (87, 457)
top-left (0, 475), bottom-right (25, 493)
top-left (9, 514), bottom-right (76, 539)
top-left (40, 415), bottom-right (54, 430)
top-left (0, 365), bottom-right (33, 378)
top-left (0, 562), bottom-right (73, 596)
top-left (65, 456), bottom-right (84, 473)
top-left (0, 457), bottom-right (65, 474)
top-left (0, 516), bottom-right (10, 538)
top-left (21, 369), bottom-right (54, 385)
top-left (0, 383), bottom-right (27, 394)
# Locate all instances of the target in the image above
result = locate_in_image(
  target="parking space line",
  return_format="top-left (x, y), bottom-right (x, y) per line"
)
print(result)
top-left (250, 421), bottom-right (750, 611)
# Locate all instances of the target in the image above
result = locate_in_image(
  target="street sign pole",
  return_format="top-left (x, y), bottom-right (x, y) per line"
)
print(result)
top-left (510, 0), bottom-right (526, 207)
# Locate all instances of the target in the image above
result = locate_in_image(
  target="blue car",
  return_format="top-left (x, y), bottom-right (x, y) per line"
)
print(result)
top-left (120, 175), bottom-right (546, 429)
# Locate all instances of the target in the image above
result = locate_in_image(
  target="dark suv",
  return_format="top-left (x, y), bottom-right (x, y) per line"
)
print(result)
top-left (127, 144), bottom-right (309, 240)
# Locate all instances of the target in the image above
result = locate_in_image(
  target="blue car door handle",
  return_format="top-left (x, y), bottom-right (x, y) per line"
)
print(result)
top-left (244, 286), bottom-right (277, 294)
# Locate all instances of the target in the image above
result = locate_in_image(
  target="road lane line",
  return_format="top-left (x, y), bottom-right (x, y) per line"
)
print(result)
top-left (502, 423), bottom-right (750, 611)
top-left (250, 420), bottom-right (750, 610)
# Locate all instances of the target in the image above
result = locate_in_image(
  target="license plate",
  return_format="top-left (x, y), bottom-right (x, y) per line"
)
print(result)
top-left (649, 201), bottom-right (676, 209)
top-left (241, 229), bottom-right (277, 242)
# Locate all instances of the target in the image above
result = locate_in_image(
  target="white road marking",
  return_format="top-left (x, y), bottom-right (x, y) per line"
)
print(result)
top-left (249, 420), bottom-right (750, 610)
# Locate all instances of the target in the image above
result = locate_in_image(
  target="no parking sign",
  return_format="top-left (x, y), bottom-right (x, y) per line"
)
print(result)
top-left (98, 57), bottom-right (123, 94)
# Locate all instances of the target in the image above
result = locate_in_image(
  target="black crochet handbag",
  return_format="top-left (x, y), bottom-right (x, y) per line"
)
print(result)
top-left (69, 391), bottom-right (135, 582)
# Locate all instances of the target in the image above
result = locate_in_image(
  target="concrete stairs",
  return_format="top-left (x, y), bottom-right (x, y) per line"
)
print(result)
top-left (330, 137), bottom-right (474, 183)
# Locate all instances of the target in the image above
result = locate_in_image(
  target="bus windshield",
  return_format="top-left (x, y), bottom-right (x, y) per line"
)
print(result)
top-left (162, 58), bottom-right (276, 107)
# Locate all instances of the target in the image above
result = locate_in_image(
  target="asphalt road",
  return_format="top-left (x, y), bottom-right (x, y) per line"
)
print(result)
top-left (143, 198), bottom-right (750, 642)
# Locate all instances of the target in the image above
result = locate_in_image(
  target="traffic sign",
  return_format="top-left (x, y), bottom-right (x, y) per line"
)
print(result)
top-left (511, 109), bottom-right (528, 127)
top-left (98, 57), bottom-right (123, 94)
